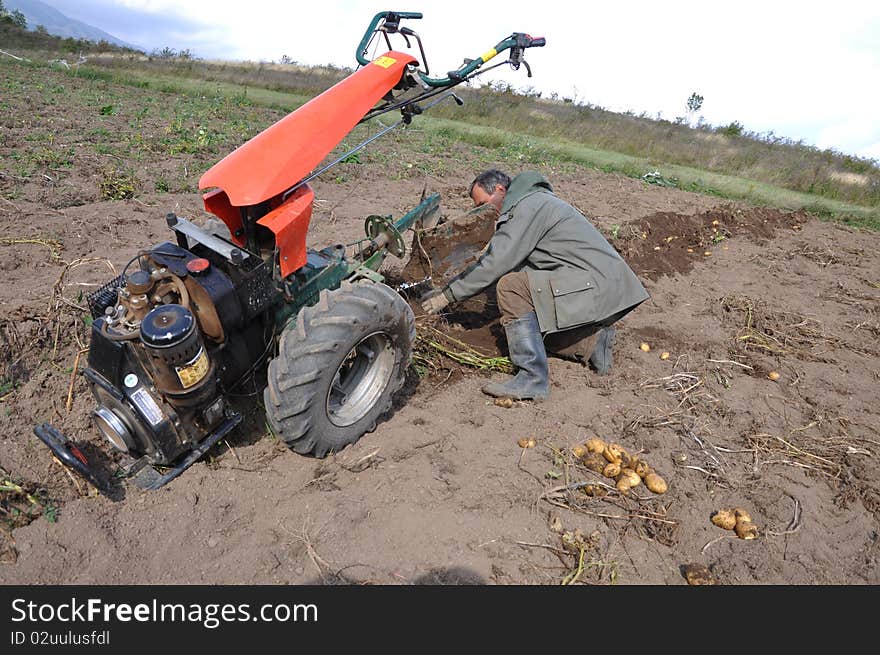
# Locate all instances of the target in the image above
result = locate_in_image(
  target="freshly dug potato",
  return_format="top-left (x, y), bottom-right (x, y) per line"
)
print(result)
top-left (767, 371), bottom-right (781, 381)
top-left (711, 509), bottom-right (737, 530)
top-left (603, 443), bottom-right (625, 463)
top-left (618, 468), bottom-right (641, 488)
top-left (616, 477), bottom-right (634, 494)
top-left (582, 452), bottom-right (607, 473)
top-left (734, 508), bottom-right (752, 523)
top-left (639, 342), bottom-right (651, 352)
top-left (682, 563), bottom-right (718, 586)
top-left (633, 460), bottom-right (652, 479)
top-left (660, 351), bottom-right (671, 360)
top-left (603, 462), bottom-right (622, 478)
top-left (735, 520), bottom-right (759, 540)
top-left (517, 437), bottom-right (536, 449)
top-left (621, 451), bottom-right (642, 469)
top-left (571, 444), bottom-right (588, 459)
top-left (494, 397), bottom-right (514, 408)
top-left (644, 472), bottom-right (668, 494)
top-left (585, 437), bottom-right (606, 454)
top-left (733, 508), bottom-right (758, 539)
top-left (580, 484), bottom-right (607, 498)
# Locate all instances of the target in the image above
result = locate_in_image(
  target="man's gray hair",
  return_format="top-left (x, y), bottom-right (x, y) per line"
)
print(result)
top-left (468, 169), bottom-right (511, 197)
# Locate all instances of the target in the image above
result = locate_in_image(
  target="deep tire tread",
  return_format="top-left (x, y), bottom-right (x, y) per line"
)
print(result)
top-left (264, 281), bottom-right (414, 457)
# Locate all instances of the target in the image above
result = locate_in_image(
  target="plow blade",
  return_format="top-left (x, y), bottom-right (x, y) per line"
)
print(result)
top-left (402, 203), bottom-right (499, 289)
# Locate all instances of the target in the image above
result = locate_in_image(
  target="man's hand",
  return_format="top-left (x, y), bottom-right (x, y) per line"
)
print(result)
top-left (421, 289), bottom-right (450, 315)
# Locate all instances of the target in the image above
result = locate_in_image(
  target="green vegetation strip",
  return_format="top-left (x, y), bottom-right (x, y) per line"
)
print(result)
top-left (5, 55), bottom-right (875, 230)
top-left (418, 118), bottom-right (880, 230)
top-left (69, 65), bottom-right (311, 112)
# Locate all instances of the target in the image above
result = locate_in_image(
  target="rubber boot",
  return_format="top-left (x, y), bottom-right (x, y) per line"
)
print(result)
top-left (482, 312), bottom-right (549, 401)
top-left (544, 325), bottom-right (600, 364)
top-left (589, 326), bottom-right (615, 376)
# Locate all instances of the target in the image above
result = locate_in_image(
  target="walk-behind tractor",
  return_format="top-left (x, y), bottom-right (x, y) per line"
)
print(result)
top-left (33, 11), bottom-right (545, 494)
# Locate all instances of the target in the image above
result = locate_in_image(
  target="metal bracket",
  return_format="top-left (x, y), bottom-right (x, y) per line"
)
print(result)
top-left (166, 214), bottom-right (249, 263)
top-left (348, 264), bottom-right (385, 284)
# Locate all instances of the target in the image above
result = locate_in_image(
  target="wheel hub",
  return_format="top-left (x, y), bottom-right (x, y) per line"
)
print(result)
top-left (326, 331), bottom-right (395, 427)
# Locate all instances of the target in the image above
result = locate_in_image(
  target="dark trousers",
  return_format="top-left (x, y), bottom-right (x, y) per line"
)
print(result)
top-left (495, 271), bottom-right (601, 362)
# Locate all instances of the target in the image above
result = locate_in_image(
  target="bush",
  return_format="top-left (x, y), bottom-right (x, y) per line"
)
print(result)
top-left (719, 121), bottom-right (744, 137)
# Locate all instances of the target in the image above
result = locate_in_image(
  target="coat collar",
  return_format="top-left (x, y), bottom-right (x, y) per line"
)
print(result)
top-left (500, 171), bottom-right (553, 215)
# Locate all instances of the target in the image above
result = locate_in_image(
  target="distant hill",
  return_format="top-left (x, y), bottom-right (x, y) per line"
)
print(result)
top-left (5, 0), bottom-right (142, 51)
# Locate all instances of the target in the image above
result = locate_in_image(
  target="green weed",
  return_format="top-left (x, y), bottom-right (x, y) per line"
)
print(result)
top-left (100, 169), bottom-right (137, 200)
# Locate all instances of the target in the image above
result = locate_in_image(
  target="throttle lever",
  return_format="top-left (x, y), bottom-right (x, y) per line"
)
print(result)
top-left (381, 12), bottom-right (402, 32)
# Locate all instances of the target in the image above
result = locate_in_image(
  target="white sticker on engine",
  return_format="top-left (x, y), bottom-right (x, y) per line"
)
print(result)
top-left (131, 388), bottom-right (163, 426)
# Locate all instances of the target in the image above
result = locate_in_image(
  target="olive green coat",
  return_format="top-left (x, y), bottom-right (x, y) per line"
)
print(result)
top-left (446, 172), bottom-right (649, 334)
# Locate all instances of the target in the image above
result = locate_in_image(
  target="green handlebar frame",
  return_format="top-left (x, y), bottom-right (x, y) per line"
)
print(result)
top-left (356, 11), bottom-right (423, 66)
top-left (418, 34), bottom-right (519, 88)
top-left (356, 12), bottom-right (545, 88)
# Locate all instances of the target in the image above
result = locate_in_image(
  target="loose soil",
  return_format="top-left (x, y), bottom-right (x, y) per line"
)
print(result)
top-left (1, 60), bottom-right (879, 584)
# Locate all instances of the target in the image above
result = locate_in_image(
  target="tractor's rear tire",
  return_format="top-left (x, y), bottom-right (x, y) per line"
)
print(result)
top-left (264, 280), bottom-right (414, 457)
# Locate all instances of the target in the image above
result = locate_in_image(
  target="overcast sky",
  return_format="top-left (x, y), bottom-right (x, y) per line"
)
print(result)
top-left (40, 0), bottom-right (880, 161)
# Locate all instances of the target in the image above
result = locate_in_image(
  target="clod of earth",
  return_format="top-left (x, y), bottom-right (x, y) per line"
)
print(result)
top-left (682, 563), bottom-right (718, 586)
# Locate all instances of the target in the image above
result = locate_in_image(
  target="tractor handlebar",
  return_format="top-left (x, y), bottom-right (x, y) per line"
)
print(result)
top-left (356, 12), bottom-right (545, 88)
top-left (356, 11), bottom-right (423, 66)
top-left (418, 32), bottom-right (546, 88)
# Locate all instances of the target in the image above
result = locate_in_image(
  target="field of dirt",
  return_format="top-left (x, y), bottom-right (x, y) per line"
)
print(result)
top-left (1, 59), bottom-right (879, 585)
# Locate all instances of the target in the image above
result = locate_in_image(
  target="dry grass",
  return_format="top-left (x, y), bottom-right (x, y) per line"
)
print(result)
top-left (721, 295), bottom-right (842, 360)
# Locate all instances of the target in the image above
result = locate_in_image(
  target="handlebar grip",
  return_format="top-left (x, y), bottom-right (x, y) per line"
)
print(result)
top-left (394, 12), bottom-right (423, 19)
top-left (528, 36), bottom-right (546, 47)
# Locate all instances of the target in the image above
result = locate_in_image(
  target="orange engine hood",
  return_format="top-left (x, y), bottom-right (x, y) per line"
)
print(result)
top-left (199, 51), bottom-right (417, 207)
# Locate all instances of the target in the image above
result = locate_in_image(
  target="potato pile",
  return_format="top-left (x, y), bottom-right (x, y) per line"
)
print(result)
top-left (711, 507), bottom-right (759, 540)
top-left (572, 438), bottom-right (667, 495)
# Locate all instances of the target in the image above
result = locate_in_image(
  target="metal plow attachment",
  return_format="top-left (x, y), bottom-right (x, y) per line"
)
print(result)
top-left (401, 203), bottom-right (499, 289)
